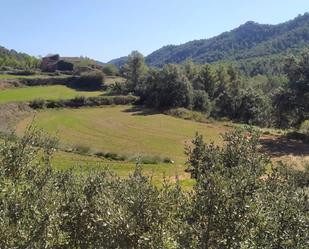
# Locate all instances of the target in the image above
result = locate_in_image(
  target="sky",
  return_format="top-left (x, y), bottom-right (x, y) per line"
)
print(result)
top-left (1, 0), bottom-right (309, 62)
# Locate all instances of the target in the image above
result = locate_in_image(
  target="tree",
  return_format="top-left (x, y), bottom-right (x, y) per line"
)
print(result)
top-left (102, 64), bottom-right (118, 76)
top-left (123, 51), bottom-right (148, 93)
top-left (183, 59), bottom-right (199, 82)
top-left (184, 129), bottom-right (308, 248)
top-left (283, 51), bottom-right (309, 126)
top-left (193, 90), bottom-right (212, 114)
top-left (193, 64), bottom-right (217, 99)
top-left (142, 64), bottom-right (193, 109)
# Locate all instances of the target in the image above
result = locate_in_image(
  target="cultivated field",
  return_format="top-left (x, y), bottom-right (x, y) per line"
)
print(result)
top-left (0, 74), bottom-right (49, 79)
top-left (0, 85), bottom-right (102, 104)
top-left (16, 105), bottom-right (228, 162)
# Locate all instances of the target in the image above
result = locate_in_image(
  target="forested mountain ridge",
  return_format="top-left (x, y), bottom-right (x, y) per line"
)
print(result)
top-left (145, 13), bottom-right (309, 67)
top-left (109, 13), bottom-right (309, 68)
top-left (108, 56), bottom-right (128, 68)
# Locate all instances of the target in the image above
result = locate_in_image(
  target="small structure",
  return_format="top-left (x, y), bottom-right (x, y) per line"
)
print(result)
top-left (40, 54), bottom-right (74, 72)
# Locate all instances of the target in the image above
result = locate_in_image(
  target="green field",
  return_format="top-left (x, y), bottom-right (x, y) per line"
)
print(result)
top-left (17, 105), bottom-right (227, 163)
top-left (0, 85), bottom-right (102, 104)
top-left (0, 74), bottom-right (49, 79)
top-left (53, 151), bottom-right (194, 188)
top-left (15, 105), bottom-right (229, 187)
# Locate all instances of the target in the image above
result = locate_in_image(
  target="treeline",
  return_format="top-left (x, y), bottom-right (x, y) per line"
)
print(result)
top-left (0, 128), bottom-right (307, 248)
top-left (0, 46), bottom-right (39, 69)
top-left (119, 51), bottom-right (309, 129)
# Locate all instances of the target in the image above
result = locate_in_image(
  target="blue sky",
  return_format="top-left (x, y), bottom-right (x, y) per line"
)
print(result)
top-left (1, 0), bottom-right (309, 62)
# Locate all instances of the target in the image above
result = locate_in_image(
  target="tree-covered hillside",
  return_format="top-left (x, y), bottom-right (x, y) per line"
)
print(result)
top-left (109, 13), bottom-right (309, 69)
top-left (145, 13), bottom-right (309, 67)
top-left (0, 46), bottom-right (39, 69)
top-left (108, 56), bottom-right (128, 68)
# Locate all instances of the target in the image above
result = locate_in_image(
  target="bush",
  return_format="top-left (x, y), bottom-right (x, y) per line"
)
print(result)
top-left (300, 120), bottom-right (309, 136)
top-left (286, 131), bottom-right (308, 143)
top-left (22, 76), bottom-right (75, 87)
top-left (129, 155), bottom-right (173, 164)
top-left (73, 71), bottom-right (104, 90)
top-left (185, 128), bottom-right (308, 247)
top-left (29, 98), bottom-right (46, 109)
top-left (0, 128), bottom-right (307, 248)
top-left (29, 95), bottom-right (138, 109)
top-left (57, 60), bottom-right (74, 71)
top-left (73, 144), bottom-right (91, 155)
top-left (166, 108), bottom-right (210, 123)
top-left (45, 99), bottom-right (66, 108)
top-left (102, 64), bottom-right (119, 76)
top-left (107, 81), bottom-right (129, 95)
top-left (94, 151), bottom-right (126, 161)
top-left (10, 70), bottom-right (36, 76)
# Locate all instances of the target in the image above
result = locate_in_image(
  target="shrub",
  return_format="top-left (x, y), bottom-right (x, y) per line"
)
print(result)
top-left (102, 64), bottom-right (119, 76)
top-left (73, 71), bottom-right (104, 90)
top-left (29, 95), bottom-right (138, 109)
top-left (10, 70), bottom-right (36, 76)
top-left (23, 76), bottom-right (75, 87)
top-left (29, 98), bottom-right (46, 109)
top-left (45, 99), bottom-right (66, 108)
top-left (107, 81), bottom-right (129, 95)
top-left (166, 108), bottom-right (210, 123)
top-left (0, 128), bottom-right (307, 248)
top-left (129, 155), bottom-right (173, 164)
top-left (94, 151), bottom-right (126, 161)
top-left (184, 128), bottom-right (308, 247)
top-left (286, 131), bottom-right (308, 142)
top-left (299, 120), bottom-right (309, 136)
top-left (73, 144), bottom-right (91, 155)
top-left (105, 152), bottom-right (126, 161)
top-left (57, 60), bottom-right (74, 71)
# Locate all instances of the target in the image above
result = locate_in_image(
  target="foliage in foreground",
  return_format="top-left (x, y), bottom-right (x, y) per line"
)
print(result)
top-left (0, 128), bottom-right (308, 248)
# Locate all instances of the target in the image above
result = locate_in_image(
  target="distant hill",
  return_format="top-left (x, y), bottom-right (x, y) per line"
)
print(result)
top-left (108, 56), bottom-right (128, 68)
top-left (109, 13), bottom-right (309, 68)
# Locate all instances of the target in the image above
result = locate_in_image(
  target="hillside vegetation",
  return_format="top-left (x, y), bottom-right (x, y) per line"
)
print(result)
top-left (0, 46), bottom-right (39, 69)
top-left (0, 127), bottom-right (307, 248)
top-left (109, 13), bottom-right (309, 72)
top-left (145, 13), bottom-right (309, 67)
top-left (0, 11), bottom-right (308, 248)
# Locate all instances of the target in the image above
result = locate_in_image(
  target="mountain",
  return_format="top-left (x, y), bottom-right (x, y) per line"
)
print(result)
top-left (108, 56), bottom-right (128, 68)
top-left (109, 13), bottom-right (309, 68)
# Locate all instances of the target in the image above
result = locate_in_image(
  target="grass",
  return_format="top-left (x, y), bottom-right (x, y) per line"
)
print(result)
top-left (16, 105), bottom-right (227, 163)
top-left (11, 104), bottom-right (309, 187)
top-left (53, 151), bottom-right (193, 189)
top-left (0, 85), bottom-right (102, 104)
top-left (0, 74), bottom-right (48, 79)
